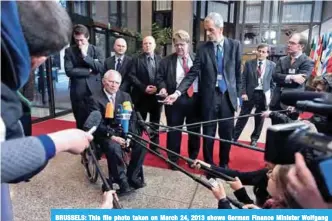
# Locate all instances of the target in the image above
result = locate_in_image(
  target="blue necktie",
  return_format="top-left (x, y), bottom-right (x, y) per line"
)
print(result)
top-left (216, 44), bottom-right (227, 93)
top-left (116, 58), bottom-right (121, 71)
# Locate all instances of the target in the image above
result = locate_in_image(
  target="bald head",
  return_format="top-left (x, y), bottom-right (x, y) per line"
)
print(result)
top-left (142, 36), bottom-right (156, 55)
top-left (113, 38), bottom-right (127, 56)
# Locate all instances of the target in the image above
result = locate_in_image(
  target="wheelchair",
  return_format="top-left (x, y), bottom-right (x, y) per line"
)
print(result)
top-left (81, 138), bottom-right (144, 187)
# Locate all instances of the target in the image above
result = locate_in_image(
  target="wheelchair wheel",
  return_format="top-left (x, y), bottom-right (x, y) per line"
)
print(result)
top-left (82, 142), bottom-right (99, 183)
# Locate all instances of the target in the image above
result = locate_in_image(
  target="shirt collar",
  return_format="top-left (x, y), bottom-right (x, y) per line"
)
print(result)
top-left (214, 37), bottom-right (224, 48)
top-left (257, 59), bottom-right (266, 65)
top-left (103, 88), bottom-right (115, 100)
top-left (145, 53), bottom-right (154, 59)
top-left (115, 55), bottom-right (124, 61)
top-left (294, 52), bottom-right (302, 59)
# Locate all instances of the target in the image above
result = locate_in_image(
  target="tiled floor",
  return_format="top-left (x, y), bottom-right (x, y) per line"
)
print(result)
top-left (10, 110), bottom-right (269, 221)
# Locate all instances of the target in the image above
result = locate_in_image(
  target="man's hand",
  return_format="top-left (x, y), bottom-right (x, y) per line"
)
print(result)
top-left (48, 129), bottom-right (93, 155)
top-left (163, 93), bottom-right (179, 105)
top-left (261, 110), bottom-right (271, 118)
top-left (111, 136), bottom-right (126, 147)
top-left (145, 85), bottom-right (157, 95)
top-left (241, 94), bottom-right (248, 101)
top-left (79, 44), bottom-right (88, 58)
top-left (101, 190), bottom-right (118, 209)
top-left (287, 153), bottom-right (328, 209)
top-left (158, 88), bottom-right (168, 97)
top-left (291, 74), bottom-right (306, 85)
top-left (242, 204), bottom-right (260, 209)
top-left (191, 159), bottom-right (211, 169)
top-left (211, 181), bottom-right (227, 200)
top-left (226, 177), bottom-right (243, 191)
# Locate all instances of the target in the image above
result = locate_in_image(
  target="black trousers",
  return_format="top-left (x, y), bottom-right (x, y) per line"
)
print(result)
top-left (233, 90), bottom-right (267, 142)
top-left (203, 90), bottom-right (234, 166)
top-left (135, 97), bottom-right (162, 150)
top-left (101, 138), bottom-right (147, 184)
top-left (165, 93), bottom-right (201, 162)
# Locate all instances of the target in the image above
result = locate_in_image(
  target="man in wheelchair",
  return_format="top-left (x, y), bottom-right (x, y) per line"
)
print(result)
top-left (87, 70), bottom-right (147, 194)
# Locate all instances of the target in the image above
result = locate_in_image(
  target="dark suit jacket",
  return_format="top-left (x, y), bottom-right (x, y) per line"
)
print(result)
top-left (64, 44), bottom-right (104, 100)
top-left (104, 55), bottom-right (133, 92)
top-left (272, 54), bottom-right (314, 89)
top-left (270, 54), bottom-right (314, 108)
top-left (177, 38), bottom-right (242, 114)
top-left (156, 52), bottom-right (199, 94)
top-left (241, 59), bottom-right (276, 100)
top-left (88, 89), bottom-right (138, 138)
top-left (128, 53), bottom-right (162, 104)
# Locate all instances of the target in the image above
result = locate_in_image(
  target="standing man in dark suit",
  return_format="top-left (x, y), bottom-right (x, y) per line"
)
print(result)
top-left (64, 24), bottom-right (104, 129)
top-left (270, 33), bottom-right (314, 124)
top-left (156, 30), bottom-right (201, 169)
top-left (233, 44), bottom-right (276, 146)
top-left (164, 12), bottom-right (242, 168)
top-left (88, 70), bottom-right (147, 193)
top-left (104, 38), bottom-right (133, 92)
top-left (128, 36), bottom-right (162, 152)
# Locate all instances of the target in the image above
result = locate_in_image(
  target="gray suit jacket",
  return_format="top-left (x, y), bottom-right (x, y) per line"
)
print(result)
top-left (241, 59), bottom-right (276, 101)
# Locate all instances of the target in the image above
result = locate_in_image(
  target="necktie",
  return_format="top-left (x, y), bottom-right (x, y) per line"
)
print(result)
top-left (182, 56), bottom-right (194, 97)
top-left (147, 56), bottom-right (156, 82)
top-left (216, 44), bottom-right (227, 93)
top-left (116, 58), bottom-right (121, 71)
top-left (257, 61), bottom-right (262, 78)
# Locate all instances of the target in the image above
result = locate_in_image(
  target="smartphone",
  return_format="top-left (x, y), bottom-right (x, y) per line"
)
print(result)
top-left (208, 178), bottom-right (218, 188)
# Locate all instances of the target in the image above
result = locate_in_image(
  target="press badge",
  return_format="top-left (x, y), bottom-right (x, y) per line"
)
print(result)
top-left (288, 68), bottom-right (296, 74)
top-left (217, 74), bottom-right (223, 80)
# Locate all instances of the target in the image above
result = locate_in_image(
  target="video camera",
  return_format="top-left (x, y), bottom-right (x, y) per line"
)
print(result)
top-left (265, 91), bottom-right (332, 202)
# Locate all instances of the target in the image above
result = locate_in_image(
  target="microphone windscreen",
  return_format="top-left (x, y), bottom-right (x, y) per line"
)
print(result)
top-left (83, 111), bottom-right (102, 131)
top-left (123, 101), bottom-right (132, 111)
top-left (280, 91), bottom-right (326, 106)
top-left (105, 102), bottom-right (114, 119)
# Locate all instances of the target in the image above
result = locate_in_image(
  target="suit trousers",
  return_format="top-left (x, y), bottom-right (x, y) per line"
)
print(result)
top-left (165, 93), bottom-right (201, 163)
top-left (101, 139), bottom-right (127, 184)
top-left (203, 90), bottom-right (234, 166)
top-left (233, 90), bottom-right (266, 142)
top-left (135, 97), bottom-right (162, 150)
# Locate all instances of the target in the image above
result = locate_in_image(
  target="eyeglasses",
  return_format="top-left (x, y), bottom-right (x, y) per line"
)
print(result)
top-left (287, 41), bottom-right (299, 46)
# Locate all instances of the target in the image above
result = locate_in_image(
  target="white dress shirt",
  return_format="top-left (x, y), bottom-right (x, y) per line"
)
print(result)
top-left (115, 55), bottom-right (125, 69)
top-left (104, 88), bottom-right (116, 104)
top-left (176, 55), bottom-right (198, 93)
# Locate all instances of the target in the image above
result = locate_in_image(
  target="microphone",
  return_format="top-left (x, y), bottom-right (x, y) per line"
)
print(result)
top-left (280, 91), bottom-right (327, 106)
top-left (296, 101), bottom-right (332, 116)
top-left (83, 110), bottom-right (122, 209)
top-left (116, 102), bottom-right (132, 135)
top-left (105, 102), bottom-right (114, 119)
top-left (136, 111), bottom-right (157, 138)
top-left (83, 111), bottom-right (102, 132)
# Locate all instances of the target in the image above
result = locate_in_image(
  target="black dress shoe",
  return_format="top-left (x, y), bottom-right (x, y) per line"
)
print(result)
top-left (116, 181), bottom-right (134, 195)
top-left (168, 161), bottom-right (179, 171)
top-left (206, 173), bottom-right (217, 180)
top-left (128, 179), bottom-right (146, 189)
top-left (250, 140), bottom-right (258, 146)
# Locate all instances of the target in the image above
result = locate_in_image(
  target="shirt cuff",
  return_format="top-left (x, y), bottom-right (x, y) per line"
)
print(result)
top-left (175, 90), bottom-right (181, 97)
top-left (37, 135), bottom-right (56, 160)
top-left (285, 75), bottom-right (293, 83)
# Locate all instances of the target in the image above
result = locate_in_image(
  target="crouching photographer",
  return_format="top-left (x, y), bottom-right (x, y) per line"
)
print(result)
top-left (264, 90), bottom-right (332, 207)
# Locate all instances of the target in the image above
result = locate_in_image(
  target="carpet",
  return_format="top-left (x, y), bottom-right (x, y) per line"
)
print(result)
top-left (32, 119), bottom-right (266, 173)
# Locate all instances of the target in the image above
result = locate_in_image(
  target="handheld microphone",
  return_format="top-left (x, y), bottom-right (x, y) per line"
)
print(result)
top-left (83, 110), bottom-right (122, 209)
top-left (83, 111), bottom-right (102, 131)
